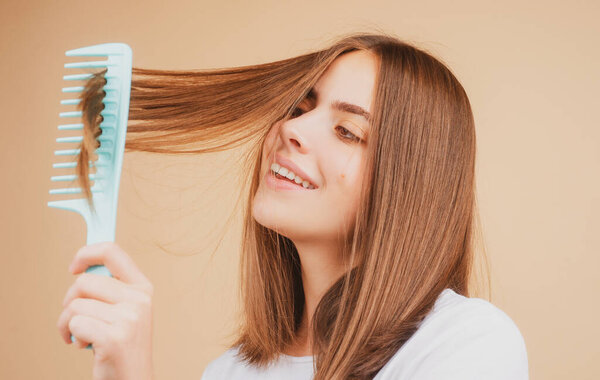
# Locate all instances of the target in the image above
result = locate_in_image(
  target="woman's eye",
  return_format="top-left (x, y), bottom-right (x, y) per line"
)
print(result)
top-left (336, 125), bottom-right (361, 143)
top-left (291, 106), bottom-right (304, 118)
top-left (290, 106), bottom-right (362, 144)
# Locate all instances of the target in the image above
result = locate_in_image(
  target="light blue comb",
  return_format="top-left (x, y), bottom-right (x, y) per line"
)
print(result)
top-left (48, 43), bottom-right (132, 347)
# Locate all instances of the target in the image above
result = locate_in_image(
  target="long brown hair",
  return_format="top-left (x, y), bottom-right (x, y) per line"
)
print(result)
top-left (70, 32), bottom-right (490, 379)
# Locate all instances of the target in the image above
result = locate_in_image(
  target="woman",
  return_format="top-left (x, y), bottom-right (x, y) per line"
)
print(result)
top-left (57, 33), bottom-right (529, 379)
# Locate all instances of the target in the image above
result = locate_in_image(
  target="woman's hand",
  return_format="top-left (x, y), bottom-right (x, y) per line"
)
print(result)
top-left (57, 241), bottom-right (155, 380)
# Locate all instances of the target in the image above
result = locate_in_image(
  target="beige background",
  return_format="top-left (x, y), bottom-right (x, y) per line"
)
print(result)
top-left (1, 0), bottom-right (598, 379)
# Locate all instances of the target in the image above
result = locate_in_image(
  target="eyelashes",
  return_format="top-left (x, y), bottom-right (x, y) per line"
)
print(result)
top-left (335, 125), bottom-right (361, 143)
top-left (290, 106), bottom-right (362, 144)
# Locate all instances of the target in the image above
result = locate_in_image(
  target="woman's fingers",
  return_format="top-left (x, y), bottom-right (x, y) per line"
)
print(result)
top-left (57, 298), bottom-right (120, 344)
top-left (57, 295), bottom-right (151, 347)
top-left (69, 242), bottom-right (153, 291)
top-left (68, 314), bottom-right (110, 349)
top-left (62, 272), bottom-right (148, 309)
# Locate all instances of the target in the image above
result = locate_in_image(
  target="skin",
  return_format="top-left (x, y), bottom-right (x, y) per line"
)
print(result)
top-left (252, 50), bottom-right (378, 356)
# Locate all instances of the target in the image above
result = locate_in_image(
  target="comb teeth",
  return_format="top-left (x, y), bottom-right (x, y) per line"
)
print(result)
top-left (64, 61), bottom-right (111, 69)
top-left (54, 148), bottom-right (81, 156)
top-left (51, 161), bottom-right (107, 169)
top-left (48, 42), bottom-right (132, 245)
top-left (49, 187), bottom-right (103, 195)
top-left (58, 123), bottom-right (84, 130)
top-left (53, 162), bottom-right (84, 169)
top-left (59, 111), bottom-right (82, 118)
top-left (62, 86), bottom-right (85, 93)
top-left (51, 173), bottom-right (101, 182)
top-left (61, 99), bottom-right (81, 105)
top-left (53, 148), bottom-right (112, 156)
top-left (64, 73), bottom-right (94, 81)
top-left (65, 43), bottom-right (132, 56)
top-left (50, 60), bottom-right (108, 197)
top-left (56, 136), bottom-right (83, 143)
top-left (55, 135), bottom-right (112, 144)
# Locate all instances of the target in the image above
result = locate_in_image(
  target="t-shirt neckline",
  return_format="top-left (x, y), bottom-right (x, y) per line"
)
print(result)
top-left (279, 352), bottom-right (314, 363)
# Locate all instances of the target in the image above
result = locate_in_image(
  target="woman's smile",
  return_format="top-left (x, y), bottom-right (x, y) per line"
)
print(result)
top-left (265, 168), bottom-right (318, 191)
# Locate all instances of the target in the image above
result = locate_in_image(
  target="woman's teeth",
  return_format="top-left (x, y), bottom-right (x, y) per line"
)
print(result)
top-left (270, 163), bottom-right (316, 189)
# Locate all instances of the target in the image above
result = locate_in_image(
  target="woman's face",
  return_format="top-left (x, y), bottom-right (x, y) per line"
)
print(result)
top-left (252, 50), bottom-right (378, 244)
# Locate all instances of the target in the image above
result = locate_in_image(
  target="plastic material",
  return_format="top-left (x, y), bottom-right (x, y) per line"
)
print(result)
top-left (47, 43), bottom-right (132, 348)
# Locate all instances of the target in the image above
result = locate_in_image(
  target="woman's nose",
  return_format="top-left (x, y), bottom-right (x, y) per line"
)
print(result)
top-left (278, 113), bottom-right (321, 153)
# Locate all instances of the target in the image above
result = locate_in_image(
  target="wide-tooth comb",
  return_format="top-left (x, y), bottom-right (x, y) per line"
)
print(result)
top-left (48, 43), bottom-right (132, 347)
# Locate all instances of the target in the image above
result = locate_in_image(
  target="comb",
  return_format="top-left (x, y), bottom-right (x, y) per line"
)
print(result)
top-left (48, 42), bottom-right (132, 346)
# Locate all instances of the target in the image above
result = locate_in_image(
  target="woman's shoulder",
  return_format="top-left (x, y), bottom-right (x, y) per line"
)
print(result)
top-left (201, 346), bottom-right (253, 380)
top-left (375, 288), bottom-right (530, 379)
top-left (201, 346), bottom-right (240, 376)
top-left (422, 288), bottom-right (525, 331)
top-left (200, 348), bottom-right (233, 380)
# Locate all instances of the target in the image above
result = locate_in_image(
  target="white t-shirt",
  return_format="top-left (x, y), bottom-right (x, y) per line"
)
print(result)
top-left (200, 288), bottom-right (529, 379)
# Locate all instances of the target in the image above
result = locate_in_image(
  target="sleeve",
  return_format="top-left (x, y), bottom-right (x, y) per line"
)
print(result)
top-left (397, 305), bottom-right (529, 380)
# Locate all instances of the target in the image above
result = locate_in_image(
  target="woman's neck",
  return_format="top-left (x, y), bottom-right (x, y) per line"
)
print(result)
top-left (283, 319), bottom-right (313, 356)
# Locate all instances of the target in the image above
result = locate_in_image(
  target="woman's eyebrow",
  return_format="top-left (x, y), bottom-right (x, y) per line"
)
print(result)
top-left (306, 87), bottom-right (371, 123)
